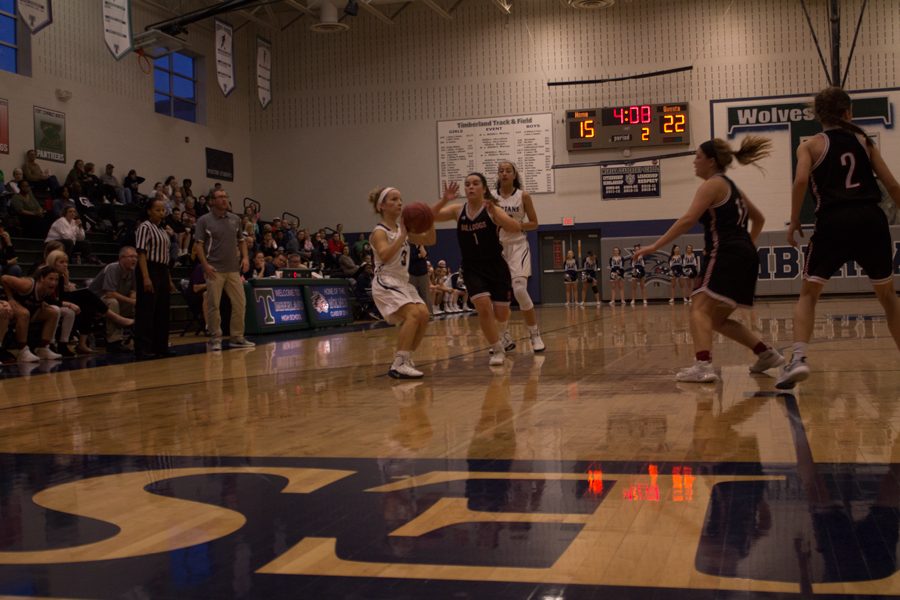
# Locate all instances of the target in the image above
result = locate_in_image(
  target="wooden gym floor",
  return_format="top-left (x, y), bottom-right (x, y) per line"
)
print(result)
top-left (1, 297), bottom-right (899, 598)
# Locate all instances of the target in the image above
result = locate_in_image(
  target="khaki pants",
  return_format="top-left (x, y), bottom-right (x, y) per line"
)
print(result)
top-left (205, 271), bottom-right (246, 341)
top-left (102, 297), bottom-right (134, 342)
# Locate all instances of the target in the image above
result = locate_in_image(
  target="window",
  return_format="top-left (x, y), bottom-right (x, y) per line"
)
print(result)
top-left (154, 52), bottom-right (197, 123)
top-left (0, 0), bottom-right (17, 74)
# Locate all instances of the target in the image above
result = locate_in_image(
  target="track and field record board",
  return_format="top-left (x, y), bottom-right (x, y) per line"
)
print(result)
top-left (437, 112), bottom-right (555, 193)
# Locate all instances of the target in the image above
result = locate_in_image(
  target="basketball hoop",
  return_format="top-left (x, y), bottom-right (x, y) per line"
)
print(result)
top-left (136, 49), bottom-right (152, 74)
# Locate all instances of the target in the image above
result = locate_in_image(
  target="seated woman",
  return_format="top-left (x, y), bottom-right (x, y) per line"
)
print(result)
top-left (1, 266), bottom-right (63, 362)
top-left (242, 251), bottom-right (276, 279)
top-left (45, 204), bottom-right (98, 264)
top-left (44, 250), bottom-right (134, 355)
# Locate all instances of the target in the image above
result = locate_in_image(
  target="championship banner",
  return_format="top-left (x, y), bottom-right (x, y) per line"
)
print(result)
top-left (17, 0), bottom-right (52, 33)
top-left (215, 19), bottom-right (235, 97)
top-left (102, 0), bottom-right (132, 60)
top-left (0, 98), bottom-right (9, 155)
top-left (32, 106), bottom-right (65, 163)
top-left (256, 36), bottom-right (271, 109)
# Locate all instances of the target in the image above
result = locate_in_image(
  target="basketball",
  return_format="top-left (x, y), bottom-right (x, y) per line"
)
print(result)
top-left (402, 202), bottom-right (434, 234)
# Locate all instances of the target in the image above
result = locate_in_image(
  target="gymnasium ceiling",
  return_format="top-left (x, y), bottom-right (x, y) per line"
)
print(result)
top-left (134, 0), bottom-right (615, 34)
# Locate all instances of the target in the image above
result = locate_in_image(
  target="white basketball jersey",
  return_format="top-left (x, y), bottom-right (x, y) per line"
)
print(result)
top-left (497, 188), bottom-right (527, 245)
top-left (372, 223), bottom-right (410, 282)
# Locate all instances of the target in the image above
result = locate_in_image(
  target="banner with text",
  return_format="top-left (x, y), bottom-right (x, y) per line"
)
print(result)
top-left (215, 19), bottom-right (234, 96)
top-left (205, 147), bottom-right (234, 181)
top-left (17, 0), bottom-right (52, 33)
top-left (33, 106), bottom-right (65, 163)
top-left (437, 113), bottom-right (555, 194)
top-left (601, 164), bottom-right (660, 199)
top-left (0, 98), bottom-right (8, 155)
top-left (256, 37), bottom-right (271, 109)
top-left (102, 0), bottom-right (132, 60)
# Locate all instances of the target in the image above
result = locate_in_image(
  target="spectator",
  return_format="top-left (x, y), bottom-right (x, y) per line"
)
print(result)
top-left (45, 204), bottom-right (98, 264)
top-left (195, 194), bottom-right (209, 217)
top-left (22, 149), bottom-right (61, 194)
top-left (352, 233), bottom-right (367, 263)
top-left (194, 188), bottom-right (254, 351)
top-left (64, 159), bottom-right (86, 195)
top-left (327, 231), bottom-right (345, 258)
top-left (260, 230), bottom-right (278, 257)
top-left (165, 206), bottom-right (189, 262)
top-left (88, 246), bottom-right (137, 353)
top-left (287, 253), bottom-right (306, 269)
top-left (163, 176), bottom-right (177, 199)
top-left (338, 246), bottom-right (364, 279)
top-left (296, 229), bottom-right (313, 263)
top-left (81, 163), bottom-right (101, 202)
top-left (0, 219), bottom-right (21, 277)
top-left (99, 164), bottom-right (128, 205)
top-left (5, 168), bottom-right (24, 195)
top-left (243, 251), bottom-right (276, 279)
top-left (407, 244), bottom-right (431, 312)
top-left (1, 266), bottom-right (62, 361)
top-left (123, 169), bottom-right (145, 203)
top-left (10, 181), bottom-right (46, 238)
top-left (273, 253), bottom-right (288, 270)
top-left (182, 178), bottom-right (195, 202)
top-left (135, 197), bottom-right (175, 359)
top-left (335, 223), bottom-right (346, 244)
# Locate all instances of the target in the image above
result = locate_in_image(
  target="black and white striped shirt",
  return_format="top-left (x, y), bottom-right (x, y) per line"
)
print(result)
top-left (135, 220), bottom-right (170, 265)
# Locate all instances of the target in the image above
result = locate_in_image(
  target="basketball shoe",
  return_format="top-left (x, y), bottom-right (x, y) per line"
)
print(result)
top-left (749, 348), bottom-right (786, 373)
top-left (675, 360), bottom-right (718, 383)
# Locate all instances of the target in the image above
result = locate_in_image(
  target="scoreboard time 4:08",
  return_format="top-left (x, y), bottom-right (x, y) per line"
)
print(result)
top-left (566, 103), bottom-right (690, 151)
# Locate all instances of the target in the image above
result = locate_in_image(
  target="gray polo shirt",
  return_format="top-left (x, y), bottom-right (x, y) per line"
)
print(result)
top-left (88, 263), bottom-right (134, 298)
top-left (195, 211), bottom-right (243, 273)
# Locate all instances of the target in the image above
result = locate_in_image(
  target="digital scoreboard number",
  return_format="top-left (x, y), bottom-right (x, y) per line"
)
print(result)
top-left (566, 103), bottom-right (690, 151)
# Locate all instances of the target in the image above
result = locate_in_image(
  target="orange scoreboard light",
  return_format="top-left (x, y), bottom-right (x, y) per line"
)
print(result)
top-left (566, 103), bottom-right (690, 150)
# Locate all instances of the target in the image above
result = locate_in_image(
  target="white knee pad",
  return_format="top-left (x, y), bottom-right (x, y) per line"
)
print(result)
top-left (512, 277), bottom-right (533, 311)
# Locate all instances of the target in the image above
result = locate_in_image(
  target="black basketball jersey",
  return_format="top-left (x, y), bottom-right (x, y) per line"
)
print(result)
top-left (11, 279), bottom-right (44, 314)
top-left (457, 203), bottom-right (503, 263)
top-left (700, 174), bottom-right (752, 251)
top-left (809, 128), bottom-right (881, 214)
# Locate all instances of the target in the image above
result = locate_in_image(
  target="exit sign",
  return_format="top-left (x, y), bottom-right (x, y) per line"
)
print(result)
top-left (562, 217), bottom-right (575, 226)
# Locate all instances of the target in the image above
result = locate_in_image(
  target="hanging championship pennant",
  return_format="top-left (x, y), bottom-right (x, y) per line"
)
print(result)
top-left (103, 0), bottom-right (133, 60)
top-left (256, 37), bottom-right (272, 109)
top-left (215, 19), bottom-right (235, 97)
top-left (17, 0), bottom-right (52, 34)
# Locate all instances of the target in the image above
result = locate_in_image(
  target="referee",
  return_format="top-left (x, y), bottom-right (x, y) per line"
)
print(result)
top-left (135, 197), bottom-right (175, 359)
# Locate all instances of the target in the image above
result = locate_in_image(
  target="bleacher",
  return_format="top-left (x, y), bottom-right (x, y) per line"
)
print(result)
top-left (9, 228), bottom-right (196, 331)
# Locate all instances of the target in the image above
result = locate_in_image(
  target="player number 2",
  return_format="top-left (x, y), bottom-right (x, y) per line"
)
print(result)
top-left (840, 152), bottom-right (861, 189)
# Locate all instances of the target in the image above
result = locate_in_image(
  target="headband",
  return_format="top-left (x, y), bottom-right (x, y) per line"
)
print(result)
top-left (377, 187), bottom-right (397, 209)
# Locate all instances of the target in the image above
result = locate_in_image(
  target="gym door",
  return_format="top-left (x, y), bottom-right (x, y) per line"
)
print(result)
top-left (538, 230), bottom-right (602, 304)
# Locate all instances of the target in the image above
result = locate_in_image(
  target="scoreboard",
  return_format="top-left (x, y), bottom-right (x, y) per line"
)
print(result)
top-left (566, 103), bottom-right (690, 150)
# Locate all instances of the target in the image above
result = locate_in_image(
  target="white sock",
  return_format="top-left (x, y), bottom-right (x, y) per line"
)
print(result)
top-left (392, 351), bottom-right (410, 368)
top-left (491, 340), bottom-right (504, 354)
top-left (498, 321), bottom-right (508, 335)
top-left (791, 342), bottom-right (808, 360)
top-left (528, 325), bottom-right (539, 334)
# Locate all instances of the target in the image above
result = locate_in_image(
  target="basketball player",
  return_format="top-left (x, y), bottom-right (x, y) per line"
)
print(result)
top-left (432, 173), bottom-right (523, 366)
top-left (495, 161), bottom-right (545, 352)
top-left (634, 137), bottom-right (785, 382)
top-left (777, 87), bottom-right (900, 389)
top-left (682, 244), bottom-right (700, 304)
top-left (608, 247), bottom-right (625, 305)
top-left (369, 186), bottom-right (438, 379)
top-left (668, 244), bottom-right (684, 304)
top-left (629, 243), bottom-right (648, 306)
top-left (581, 250), bottom-right (600, 306)
top-left (563, 250), bottom-right (578, 305)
